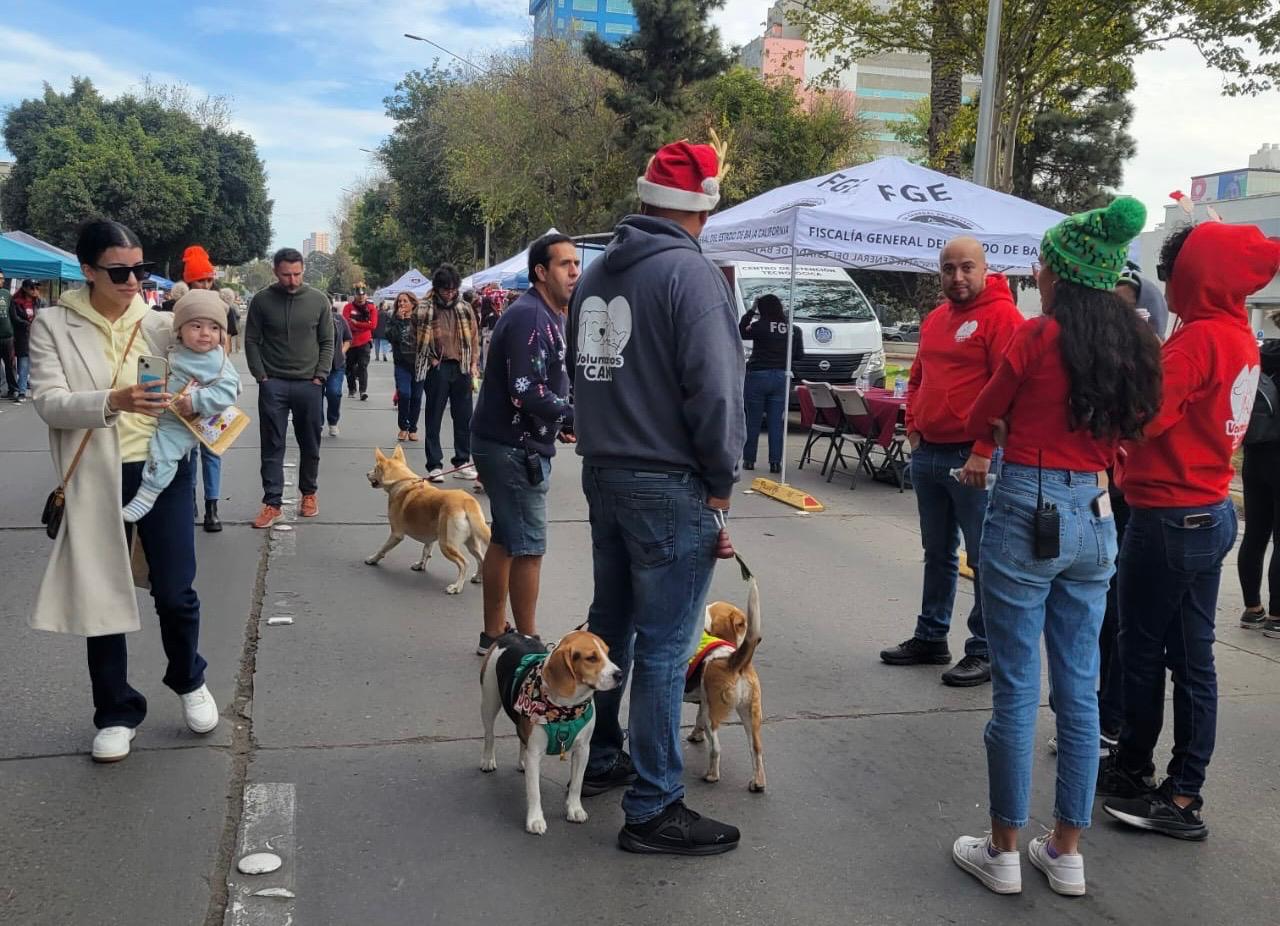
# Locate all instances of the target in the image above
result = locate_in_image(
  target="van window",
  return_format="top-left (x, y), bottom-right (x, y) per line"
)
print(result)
top-left (739, 277), bottom-right (876, 322)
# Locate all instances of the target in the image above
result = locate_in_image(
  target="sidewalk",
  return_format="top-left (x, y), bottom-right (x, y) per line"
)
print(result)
top-left (1, 357), bottom-right (1278, 925)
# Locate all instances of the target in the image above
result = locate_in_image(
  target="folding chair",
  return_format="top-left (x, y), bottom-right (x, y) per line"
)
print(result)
top-left (882, 423), bottom-right (911, 492)
top-left (828, 386), bottom-right (880, 489)
top-left (796, 382), bottom-right (842, 474)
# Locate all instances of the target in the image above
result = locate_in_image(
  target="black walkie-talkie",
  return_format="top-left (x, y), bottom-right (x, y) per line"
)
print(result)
top-left (1033, 450), bottom-right (1061, 559)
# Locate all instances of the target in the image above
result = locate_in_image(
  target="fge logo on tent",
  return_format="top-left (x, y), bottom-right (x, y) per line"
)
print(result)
top-left (576, 296), bottom-right (632, 382)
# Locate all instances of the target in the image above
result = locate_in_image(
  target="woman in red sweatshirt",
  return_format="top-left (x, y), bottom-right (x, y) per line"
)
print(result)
top-left (1098, 221), bottom-right (1280, 840)
top-left (952, 197), bottom-right (1161, 897)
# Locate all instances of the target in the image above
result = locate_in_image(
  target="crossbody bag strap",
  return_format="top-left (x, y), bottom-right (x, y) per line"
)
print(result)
top-left (58, 319), bottom-right (144, 488)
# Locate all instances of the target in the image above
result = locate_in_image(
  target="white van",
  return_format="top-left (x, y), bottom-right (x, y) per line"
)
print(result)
top-left (717, 262), bottom-right (886, 388)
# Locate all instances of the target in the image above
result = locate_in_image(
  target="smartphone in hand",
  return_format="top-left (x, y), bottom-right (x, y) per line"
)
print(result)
top-left (138, 355), bottom-right (169, 391)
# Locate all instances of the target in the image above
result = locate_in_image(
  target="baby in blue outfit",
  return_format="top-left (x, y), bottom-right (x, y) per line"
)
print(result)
top-left (123, 290), bottom-right (241, 522)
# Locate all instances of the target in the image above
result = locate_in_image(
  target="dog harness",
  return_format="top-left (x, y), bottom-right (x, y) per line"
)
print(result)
top-left (685, 631), bottom-right (737, 694)
top-left (496, 641), bottom-right (593, 758)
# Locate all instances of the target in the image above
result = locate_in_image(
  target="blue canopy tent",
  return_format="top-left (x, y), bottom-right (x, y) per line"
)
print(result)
top-left (0, 236), bottom-right (62, 279)
top-left (1, 231), bottom-right (86, 281)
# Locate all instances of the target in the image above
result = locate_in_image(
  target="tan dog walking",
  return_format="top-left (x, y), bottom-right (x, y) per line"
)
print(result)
top-left (365, 446), bottom-right (490, 594)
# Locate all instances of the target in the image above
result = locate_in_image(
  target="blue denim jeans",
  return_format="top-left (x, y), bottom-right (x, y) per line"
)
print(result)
top-left (910, 440), bottom-right (989, 656)
top-left (394, 362), bottom-right (425, 434)
top-left (471, 435), bottom-right (550, 557)
top-left (743, 369), bottom-right (787, 466)
top-left (1117, 500), bottom-right (1237, 798)
top-left (583, 465), bottom-right (719, 824)
top-left (324, 368), bottom-right (345, 426)
top-left (981, 465), bottom-right (1116, 828)
top-left (188, 446), bottom-right (221, 503)
top-left (17, 353), bottom-right (30, 395)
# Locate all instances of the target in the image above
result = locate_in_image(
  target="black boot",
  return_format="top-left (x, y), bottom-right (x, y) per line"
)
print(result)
top-left (203, 500), bottom-right (223, 533)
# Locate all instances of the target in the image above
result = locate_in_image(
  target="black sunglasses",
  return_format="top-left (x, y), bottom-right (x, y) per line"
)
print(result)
top-left (95, 263), bottom-right (154, 284)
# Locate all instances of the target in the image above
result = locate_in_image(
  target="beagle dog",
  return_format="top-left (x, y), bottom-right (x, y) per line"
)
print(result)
top-left (480, 630), bottom-right (622, 835)
top-left (684, 577), bottom-right (766, 792)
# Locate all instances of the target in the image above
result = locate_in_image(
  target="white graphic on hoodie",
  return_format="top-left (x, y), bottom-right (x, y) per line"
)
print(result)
top-left (576, 296), bottom-right (633, 382)
top-left (1227, 364), bottom-right (1261, 446)
top-left (954, 319), bottom-right (978, 342)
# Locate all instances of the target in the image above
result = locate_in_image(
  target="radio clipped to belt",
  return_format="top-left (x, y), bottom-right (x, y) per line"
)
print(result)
top-left (1033, 450), bottom-right (1061, 559)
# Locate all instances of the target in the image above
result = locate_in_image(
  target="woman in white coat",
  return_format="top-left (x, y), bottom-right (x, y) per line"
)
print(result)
top-left (29, 219), bottom-right (219, 762)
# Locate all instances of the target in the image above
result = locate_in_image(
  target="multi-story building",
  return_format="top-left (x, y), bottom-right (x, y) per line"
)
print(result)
top-left (302, 232), bottom-right (331, 257)
top-left (739, 0), bottom-right (979, 156)
top-left (1138, 143), bottom-right (1280, 338)
top-left (530, 0), bottom-right (638, 42)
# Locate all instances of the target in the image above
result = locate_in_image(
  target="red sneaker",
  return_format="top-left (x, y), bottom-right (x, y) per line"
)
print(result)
top-left (299, 494), bottom-right (319, 518)
top-left (252, 505), bottom-right (283, 529)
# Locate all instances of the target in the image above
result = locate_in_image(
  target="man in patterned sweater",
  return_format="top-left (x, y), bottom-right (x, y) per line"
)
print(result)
top-left (470, 233), bottom-right (581, 655)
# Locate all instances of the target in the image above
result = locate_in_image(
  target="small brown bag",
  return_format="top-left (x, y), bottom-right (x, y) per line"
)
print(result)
top-left (42, 320), bottom-right (143, 541)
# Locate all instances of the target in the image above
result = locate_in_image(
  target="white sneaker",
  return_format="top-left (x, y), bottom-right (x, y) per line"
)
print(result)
top-left (1048, 733), bottom-right (1117, 758)
top-left (454, 464), bottom-right (478, 480)
top-left (428, 468), bottom-right (445, 483)
top-left (180, 684), bottom-right (219, 734)
top-left (92, 726), bottom-right (136, 763)
top-left (328, 425), bottom-right (339, 437)
top-left (952, 835), bottom-right (1022, 894)
top-left (1028, 833), bottom-right (1086, 896)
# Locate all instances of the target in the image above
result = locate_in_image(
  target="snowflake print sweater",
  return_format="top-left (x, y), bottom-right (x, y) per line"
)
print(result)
top-left (471, 288), bottom-right (574, 458)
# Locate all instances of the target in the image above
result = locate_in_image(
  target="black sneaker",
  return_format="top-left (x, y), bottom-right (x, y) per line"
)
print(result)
top-left (1095, 752), bottom-right (1156, 799)
top-left (582, 751), bottom-right (637, 796)
top-left (742, 461), bottom-right (755, 470)
top-left (769, 463), bottom-right (781, 474)
top-left (1103, 779), bottom-right (1208, 841)
top-left (1241, 608), bottom-right (1268, 630)
top-left (941, 654), bottom-right (991, 687)
top-left (880, 637), bottom-right (951, 666)
top-left (618, 800), bottom-right (740, 856)
top-left (1263, 618), bottom-right (1280, 639)
top-left (475, 624), bottom-right (515, 656)
top-left (360, 393), bottom-right (368, 401)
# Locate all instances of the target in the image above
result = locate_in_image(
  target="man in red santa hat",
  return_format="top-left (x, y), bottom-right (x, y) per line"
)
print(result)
top-left (567, 137), bottom-right (746, 856)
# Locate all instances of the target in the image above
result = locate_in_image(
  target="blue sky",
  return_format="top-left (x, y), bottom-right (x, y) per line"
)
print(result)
top-left (2, 0), bottom-right (1278, 260)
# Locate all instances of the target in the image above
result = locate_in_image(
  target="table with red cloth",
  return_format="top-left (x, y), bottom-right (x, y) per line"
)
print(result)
top-left (846, 387), bottom-right (907, 447)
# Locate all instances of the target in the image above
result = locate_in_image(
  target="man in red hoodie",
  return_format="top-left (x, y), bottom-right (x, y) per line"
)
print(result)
top-left (1100, 222), bottom-right (1280, 840)
top-left (880, 237), bottom-right (1024, 686)
top-left (342, 285), bottom-right (377, 401)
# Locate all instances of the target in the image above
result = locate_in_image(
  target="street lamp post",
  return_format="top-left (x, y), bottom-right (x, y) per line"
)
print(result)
top-left (971, 0), bottom-right (1002, 189)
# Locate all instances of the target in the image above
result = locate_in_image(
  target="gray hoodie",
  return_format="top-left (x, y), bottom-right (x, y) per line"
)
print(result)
top-left (568, 215), bottom-right (746, 498)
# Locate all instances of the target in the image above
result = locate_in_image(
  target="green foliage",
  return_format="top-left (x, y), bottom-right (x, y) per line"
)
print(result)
top-left (584, 0), bottom-right (733, 154)
top-left (1, 78), bottom-right (272, 274)
top-left (686, 67), bottom-right (875, 207)
top-left (231, 258), bottom-right (276, 292)
top-left (350, 182), bottom-right (415, 287)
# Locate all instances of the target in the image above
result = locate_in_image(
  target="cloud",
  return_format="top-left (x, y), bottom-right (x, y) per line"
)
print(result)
top-left (1126, 41), bottom-right (1280, 230)
top-left (711, 0), bottom-right (772, 49)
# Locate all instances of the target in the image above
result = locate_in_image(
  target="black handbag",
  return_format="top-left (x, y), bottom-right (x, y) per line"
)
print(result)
top-left (42, 320), bottom-right (143, 540)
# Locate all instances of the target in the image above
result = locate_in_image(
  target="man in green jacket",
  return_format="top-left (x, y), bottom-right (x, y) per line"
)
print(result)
top-left (0, 269), bottom-right (15, 400)
top-left (245, 247), bottom-right (335, 528)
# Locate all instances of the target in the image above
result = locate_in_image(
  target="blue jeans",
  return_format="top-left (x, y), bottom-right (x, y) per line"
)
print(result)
top-left (910, 440), bottom-right (989, 656)
top-left (324, 368), bottom-right (345, 426)
top-left (394, 362), bottom-right (425, 434)
top-left (583, 465), bottom-right (719, 823)
top-left (982, 465), bottom-right (1116, 828)
top-left (88, 457), bottom-right (206, 728)
top-left (187, 446), bottom-right (221, 503)
top-left (17, 353), bottom-right (30, 395)
top-left (742, 369), bottom-right (787, 466)
top-left (1117, 500), bottom-right (1237, 798)
top-left (471, 435), bottom-right (550, 557)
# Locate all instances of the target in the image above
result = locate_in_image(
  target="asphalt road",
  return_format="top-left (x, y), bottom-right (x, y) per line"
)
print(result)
top-left (1, 355), bottom-right (1278, 925)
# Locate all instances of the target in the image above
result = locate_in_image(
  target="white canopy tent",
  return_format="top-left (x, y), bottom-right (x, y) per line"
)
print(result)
top-left (373, 268), bottom-right (431, 302)
top-left (461, 227), bottom-right (559, 291)
top-left (699, 157), bottom-right (1065, 491)
top-left (701, 157), bottom-right (1063, 274)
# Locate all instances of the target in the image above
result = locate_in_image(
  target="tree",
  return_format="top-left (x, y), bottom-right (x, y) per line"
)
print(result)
top-left (302, 251), bottom-right (335, 289)
top-left (232, 258), bottom-right (276, 292)
top-left (1, 78), bottom-right (272, 272)
top-left (793, 0), bottom-right (1280, 191)
top-left (685, 67), bottom-right (875, 207)
top-left (584, 0), bottom-right (733, 154)
top-left (380, 66), bottom-right (485, 270)
top-left (431, 40), bottom-right (634, 244)
top-left (350, 181), bottom-right (415, 286)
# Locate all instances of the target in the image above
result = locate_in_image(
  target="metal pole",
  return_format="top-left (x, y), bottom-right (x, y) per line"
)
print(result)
top-left (779, 246), bottom-right (798, 487)
top-left (971, 0), bottom-right (1002, 188)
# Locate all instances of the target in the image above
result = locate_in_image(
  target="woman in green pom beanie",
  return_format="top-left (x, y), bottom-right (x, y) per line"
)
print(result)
top-left (950, 195), bottom-right (1164, 897)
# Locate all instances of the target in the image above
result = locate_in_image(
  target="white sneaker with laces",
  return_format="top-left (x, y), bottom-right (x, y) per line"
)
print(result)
top-left (180, 684), bottom-right (219, 734)
top-left (92, 726), bottom-right (136, 763)
top-left (952, 835), bottom-right (1022, 894)
top-left (328, 424), bottom-right (340, 437)
top-left (454, 464), bottom-right (478, 480)
top-left (1028, 833), bottom-right (1086, 896)
top-left (428, 468), bottom-right (445, 483)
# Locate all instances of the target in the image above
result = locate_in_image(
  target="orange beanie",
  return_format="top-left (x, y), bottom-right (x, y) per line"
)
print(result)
top-left (182, 245), bottom-right (216, 283)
